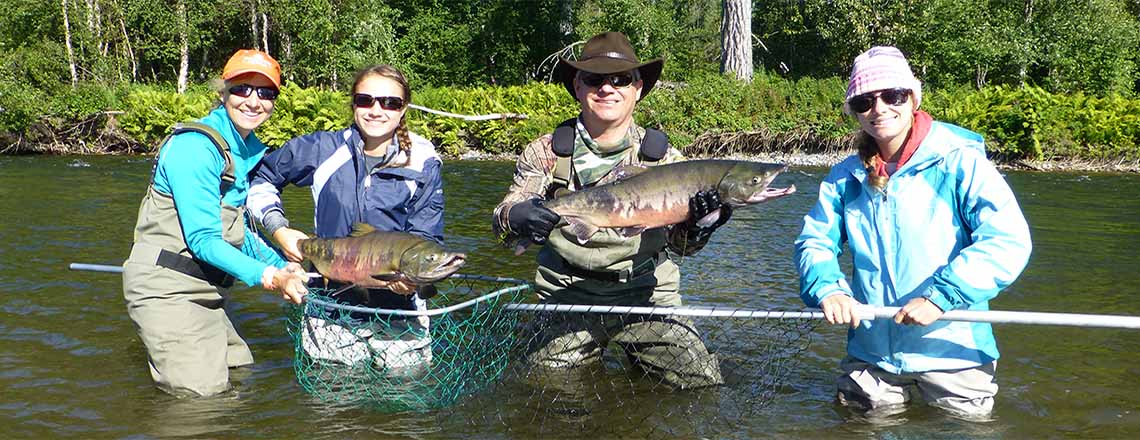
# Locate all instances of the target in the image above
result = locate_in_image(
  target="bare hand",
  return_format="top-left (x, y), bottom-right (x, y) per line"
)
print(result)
top-left (893, 297), bottom-right (944, 326)
top-left (267, 267), bottom-right (308, 304)
top-left (383, 279), bottom-right (417, 296)
top-left (273, 227), bottom-right (309, 262)
top-left (820, 294), bottom-right (861, 328)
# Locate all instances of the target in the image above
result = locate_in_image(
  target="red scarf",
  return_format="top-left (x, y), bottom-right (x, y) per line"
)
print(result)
top-left (875, 110), bottom-right (932, 177)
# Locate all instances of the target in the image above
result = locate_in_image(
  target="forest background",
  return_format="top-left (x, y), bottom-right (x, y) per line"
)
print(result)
top-left (1, 0), bottom-right (1139, 169)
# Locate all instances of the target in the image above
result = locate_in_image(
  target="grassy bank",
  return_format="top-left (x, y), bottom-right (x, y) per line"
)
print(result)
top-left (2, 73), bottom-right (1138, 171)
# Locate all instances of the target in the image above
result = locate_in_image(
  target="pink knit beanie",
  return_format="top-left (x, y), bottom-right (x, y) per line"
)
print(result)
top-left (846, 46), bottom-right (922, 108)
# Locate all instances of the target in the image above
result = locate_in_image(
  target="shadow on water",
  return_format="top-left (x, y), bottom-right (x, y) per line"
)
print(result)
top-left (1, 156), bottom-right (1139, 438)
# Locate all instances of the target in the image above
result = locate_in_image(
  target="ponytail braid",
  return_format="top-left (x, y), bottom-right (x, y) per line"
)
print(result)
top-left (857, 132), bottom-right (888, 190)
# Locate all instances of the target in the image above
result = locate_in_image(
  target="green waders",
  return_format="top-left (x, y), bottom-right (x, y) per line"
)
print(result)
top-left (122, 124), bottom-right (256, 398)
top-left (527, 214), bottom-right (724, 389)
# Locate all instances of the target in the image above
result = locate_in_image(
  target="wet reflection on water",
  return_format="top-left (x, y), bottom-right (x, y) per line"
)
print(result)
top-left (1, 156), bottom-right (1138, 438)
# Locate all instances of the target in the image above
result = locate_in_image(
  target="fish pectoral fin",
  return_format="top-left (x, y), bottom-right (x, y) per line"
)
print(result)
top-left (349, 223), bottom-right (379, 237)
top-left (370, 273), bottom-right (403, 282)
top-left (695, 208), bottom-right (722, 228)
top-left (610, 165), bottom-right (649, 182)
top-left (617, 226), bottom-right (647, 237)
top-left (563, 217), bottom-right (600, 245)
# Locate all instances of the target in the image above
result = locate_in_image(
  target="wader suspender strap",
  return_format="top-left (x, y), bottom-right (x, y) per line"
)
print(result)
top-left (549, 118), bottom-right (670, 196)
top-left (148, 121), bottom-right (238, 288)
top-left (153, 122), bottom-right (237, 193)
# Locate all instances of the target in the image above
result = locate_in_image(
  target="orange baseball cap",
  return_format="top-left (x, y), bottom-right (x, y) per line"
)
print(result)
top-left (222, 49), bottom-right (281, 88)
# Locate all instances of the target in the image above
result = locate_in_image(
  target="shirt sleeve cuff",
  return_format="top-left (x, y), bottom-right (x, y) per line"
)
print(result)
top-left (261, 210), bottom-right (290, 234)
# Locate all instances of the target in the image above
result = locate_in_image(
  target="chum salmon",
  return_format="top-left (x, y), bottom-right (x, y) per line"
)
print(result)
top-left (300, 223), bottom-right (466, 290)
top-left (515, 159), bottom-right (795, 253)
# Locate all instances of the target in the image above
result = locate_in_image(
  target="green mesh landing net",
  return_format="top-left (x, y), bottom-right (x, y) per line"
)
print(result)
top-left (285, 274), bottom-right (530, 411)
top-left (451, 304), bottom-right (820, 438)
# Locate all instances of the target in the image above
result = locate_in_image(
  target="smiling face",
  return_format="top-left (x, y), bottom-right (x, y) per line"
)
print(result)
top-left (353, 74), bottom-right (408, 149)
top-left (853, 88), bottom-right (916, 154)
top-left (574, 70), bottom-right (642, 130)
top-left (221, 72), bottom-right (276, 139)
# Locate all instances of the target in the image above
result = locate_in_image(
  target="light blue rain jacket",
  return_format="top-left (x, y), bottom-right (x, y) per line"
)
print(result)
top-left (795, 121), bottom-right (1032, 374)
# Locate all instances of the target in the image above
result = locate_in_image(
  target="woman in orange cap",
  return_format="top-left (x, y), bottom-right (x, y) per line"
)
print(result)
top-left (122, 49), bottom-right (309, 397)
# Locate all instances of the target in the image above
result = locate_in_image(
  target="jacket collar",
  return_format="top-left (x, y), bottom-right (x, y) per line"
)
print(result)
top-left (201, 106), bottom-right (266, 157)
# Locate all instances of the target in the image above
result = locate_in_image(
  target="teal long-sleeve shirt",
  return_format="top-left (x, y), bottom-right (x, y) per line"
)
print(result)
top-left (152, 106), bottom-right (286, 286)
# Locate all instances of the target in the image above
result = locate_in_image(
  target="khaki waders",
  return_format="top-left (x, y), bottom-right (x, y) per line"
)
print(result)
top-left (526, 219), bottom-right (724, 389)
top-left (122, 125), bottom-right (257, 398)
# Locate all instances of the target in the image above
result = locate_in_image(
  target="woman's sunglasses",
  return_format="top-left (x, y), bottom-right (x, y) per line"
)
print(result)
top-left (228, 84), bottom-right (279, 101)
top-left (847, 88), bottom-right (911, 113)
top-left (353, 94), bottom-right (406, 110)
top-left (578, 72), bottom-right (637, 89)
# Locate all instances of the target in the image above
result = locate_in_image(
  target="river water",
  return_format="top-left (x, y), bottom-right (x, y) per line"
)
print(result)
top-left (1, 155), bottom-right (1138, 439)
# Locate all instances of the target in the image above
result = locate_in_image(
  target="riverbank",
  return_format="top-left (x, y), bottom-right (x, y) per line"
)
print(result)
top-left (457, 149), bottom-right (1140, 173)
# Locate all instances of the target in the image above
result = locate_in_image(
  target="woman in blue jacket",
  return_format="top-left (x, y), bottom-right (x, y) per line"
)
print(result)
top-left (248, 64), bottom-right (444, 369)
top-left (123, 49), bottom-right (309, 398)
top-left (794, 46), bottom-right (1032, 418)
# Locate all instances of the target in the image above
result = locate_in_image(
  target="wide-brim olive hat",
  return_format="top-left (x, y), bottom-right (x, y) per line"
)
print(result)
top-left (554, 32), bottom-right (664, 101)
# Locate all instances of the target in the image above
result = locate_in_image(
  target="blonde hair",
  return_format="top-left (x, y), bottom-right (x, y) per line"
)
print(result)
top-left (351, 64), bottom-right (412, 168)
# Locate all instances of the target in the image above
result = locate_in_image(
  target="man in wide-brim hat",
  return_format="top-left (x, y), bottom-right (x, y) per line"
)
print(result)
top-left (491, 31), bottom-right (732, 389)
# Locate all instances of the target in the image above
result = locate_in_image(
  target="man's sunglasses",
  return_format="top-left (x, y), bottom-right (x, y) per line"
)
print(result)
top-left (578, 72), bottom-right (637, 89)
top-left (847, 88), bottom-right (911, 113)
top-left (228, 84), bottom-right (279, 101)
top-left (352, 94), bottom-right (406, 110)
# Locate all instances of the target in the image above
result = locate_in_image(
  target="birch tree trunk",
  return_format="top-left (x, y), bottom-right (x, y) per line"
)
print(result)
top-left (62, 0), bottom-right (79, 88)
top-left (261, 12), bottom-right (269, 54)
top-left (1018, 0), bottom-right (1034, 87)
top-left (176, 0), bottom-right (189, 94)
top-left (117, 4), bottom-right (137, 81)
top-left (557, 0), bottom-right (573, 36)
top-left (721, 0), bottom-right (753, 82)
top-left (250, 1), bottom-right (259, 50)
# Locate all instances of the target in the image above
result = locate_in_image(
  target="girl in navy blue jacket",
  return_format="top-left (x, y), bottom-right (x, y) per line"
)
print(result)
top-left (248, 64), bottom-right (444, 368)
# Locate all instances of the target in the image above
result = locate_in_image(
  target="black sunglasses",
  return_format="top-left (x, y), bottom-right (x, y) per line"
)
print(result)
top-left (228, 84), bottom-right (279, 101)
top-left (578, 72), bottom-right (637, 89)
top-left (353, 93), bottom-right (406, 110)
top-left (847, 88), bottom-right (911, 113)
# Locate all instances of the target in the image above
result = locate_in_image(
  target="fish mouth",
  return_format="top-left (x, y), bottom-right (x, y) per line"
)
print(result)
top-left (408, 253), bottom-right (467, 283)
top-left (726, 165), bottom-right (796, 205)
top-left (745, 184), bottom-right (797, 203)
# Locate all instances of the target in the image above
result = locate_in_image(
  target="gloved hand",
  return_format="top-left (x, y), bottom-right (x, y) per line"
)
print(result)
top-left (682, 190), bottom-right (733, 242)
top-left (507, 198), bottom-right (561, 244)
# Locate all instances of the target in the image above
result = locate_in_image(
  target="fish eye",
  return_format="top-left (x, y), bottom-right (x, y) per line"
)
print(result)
top-left (426, 254), bottom-right (438, 262)
top-left (750, 176), bottom-right (762, 185)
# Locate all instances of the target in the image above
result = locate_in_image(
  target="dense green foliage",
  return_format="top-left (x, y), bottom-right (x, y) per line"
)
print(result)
top-left (1, 0), bottom-right (1138, 163)
top-left (7, 75), bottom-right (1136, 162)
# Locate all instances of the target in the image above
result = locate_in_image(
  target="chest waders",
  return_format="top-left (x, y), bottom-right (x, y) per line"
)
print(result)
top-left (121, 122), bottom-right (256, 397)
top-left (535, 118), bottom-right (679, 306)
top-left (525, 120), bottom-right (725, 388)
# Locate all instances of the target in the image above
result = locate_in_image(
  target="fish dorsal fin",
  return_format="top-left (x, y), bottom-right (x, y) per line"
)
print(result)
top-left (611, 165), bottom-right (649, 182)
top-left (349, 223), bottom-right (377, 237)
top-left (563, 216), bottom-right (600, 245)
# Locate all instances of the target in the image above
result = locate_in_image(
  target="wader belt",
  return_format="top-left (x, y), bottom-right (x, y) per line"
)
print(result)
top-left (155, 249), bottom-right (236, 288)
top-left (561, 250), bottom-right (667, 283)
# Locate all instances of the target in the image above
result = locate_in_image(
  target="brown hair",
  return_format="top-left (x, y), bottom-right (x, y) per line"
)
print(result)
top-left (351, 64), bottom-right (412, 168)
top-left (844, 100), bottom-right (890, 191)
top-left (856, 133), bottom-right (888, 190)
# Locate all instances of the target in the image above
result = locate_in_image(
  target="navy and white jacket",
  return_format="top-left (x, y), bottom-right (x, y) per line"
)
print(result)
top-left (248, 125), bottom-right (444, 243)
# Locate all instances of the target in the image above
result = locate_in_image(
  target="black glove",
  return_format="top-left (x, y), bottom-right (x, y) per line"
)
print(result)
top-left (507, 199), bottom-right (561, 244)
top-left (683, 190), bottom-right (733, 242)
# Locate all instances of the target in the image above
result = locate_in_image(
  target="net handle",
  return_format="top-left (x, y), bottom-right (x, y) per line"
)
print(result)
top-left (70, 263), bottom-right (529, 316)
top-left (502, 303), bottom-right (1140, 330)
